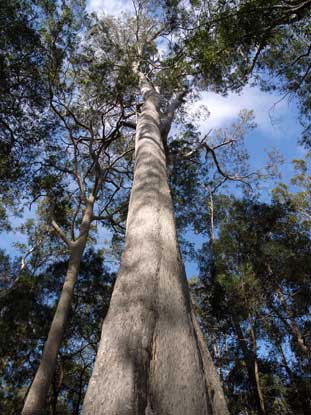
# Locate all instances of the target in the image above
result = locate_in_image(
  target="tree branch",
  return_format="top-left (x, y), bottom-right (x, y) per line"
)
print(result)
top-left (51, 220), bottom-right (72, 247)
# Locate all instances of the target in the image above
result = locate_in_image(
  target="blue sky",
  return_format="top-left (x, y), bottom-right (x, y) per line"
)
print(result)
top-left (0, 0), bottom-right (307, 279)
top-left (86, 0), bottom-right (133, 15)
top-left (2, 86), bottom-right (303, 275)
top-left (86, 0), bottom-right (305, 186)
top-left (183, 87), bottom-right (304, 277)
top-left (196, 87), bottom-right (304, 179)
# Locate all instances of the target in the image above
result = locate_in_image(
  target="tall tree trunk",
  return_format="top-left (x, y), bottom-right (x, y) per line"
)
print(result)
top-left (22, 199), bottom-right (94, 415)
top-left (82, 80), bottom-right (229, 414)
top-left (232, 314), bottom-right (266, 415)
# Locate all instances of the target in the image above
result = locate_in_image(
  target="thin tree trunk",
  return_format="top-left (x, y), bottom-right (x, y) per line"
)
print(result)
top-left (277, 343), bottom-right (293, 380)
top-left (82, 79), bottom-right (229, 414)
top-left (249, 323), bottom-right (266, 415)
top-left (74, 365), bottom-right (88, 415)
top-left (264, 268), bottom-right (311, 359)
top-left (232, 314), bottom-right (266, 415)
top-left (50, 361), bottom-right (64, 415)
top-left (265, 287), bottom-right (311, 360)
top-left (272, 301), bottom-right (310, 357)
top-left (276, 289), bottom-right (311, 359)
top-left (192, 311), bottom-right (230, 415)
top-left (22, 200), bottom-right (94, 415)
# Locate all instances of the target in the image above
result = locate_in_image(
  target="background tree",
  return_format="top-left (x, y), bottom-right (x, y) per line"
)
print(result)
top-left (81, 2), bottom-right (231, 413)
top-left (20, 2), bottom-right (137, 411)
top-left (1, 1), bottom-right (311, 414)
top-left (0, 248), bottom-right (115, 415)
top-left (191, 160), bottom-right (311, 414)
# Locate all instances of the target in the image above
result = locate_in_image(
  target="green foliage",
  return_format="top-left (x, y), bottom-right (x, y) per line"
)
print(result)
top-left (191, 181), bottom-right (311, 413)
top-left (258, 19), bottom-right (311, 144)
top-left (184, 1), bottom-right (310, 89)
top-left (1, 1), bottom-right (310, 413)
top-left (0, 249), bottom-right (115, 414)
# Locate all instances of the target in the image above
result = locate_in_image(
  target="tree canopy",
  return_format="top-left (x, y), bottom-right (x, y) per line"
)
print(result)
top-left (0, 0), bottom-right (310, 414)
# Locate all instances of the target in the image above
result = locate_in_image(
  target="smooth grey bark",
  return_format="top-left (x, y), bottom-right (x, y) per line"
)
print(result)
top-left (82, 79), bottom-right (229, 415)
top-left (22, 198), bottom-right (94, 415)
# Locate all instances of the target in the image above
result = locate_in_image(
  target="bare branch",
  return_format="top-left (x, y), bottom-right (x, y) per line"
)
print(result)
top-left (104, 148), bottom-right (135, 172)
top-left (290, 43), bottom-right (311, 66)
top-left (0, 119), bottom-right (15, 144)
top-left (161, 89), bottom-right (189, 138)
top-left (121, 120), bottom-right (137, 130)
top-left (204, 143), bottom-right (253, 188)
top-left (51, 220), bottom-right (72, 247)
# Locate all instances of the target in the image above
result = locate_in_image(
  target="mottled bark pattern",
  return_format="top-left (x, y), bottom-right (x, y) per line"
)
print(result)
top-left (82, 84), bottom-right (229, 414)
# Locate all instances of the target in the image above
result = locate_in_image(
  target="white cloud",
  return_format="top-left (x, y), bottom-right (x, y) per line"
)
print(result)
top-left (86, 0), bottom-right (299, 144)
top-left (191, 86), bottom-right (297, 140)
top-left (185, 86), bottom-right (304, 185)
top-left (86, 0), bottom-right (133, 16)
